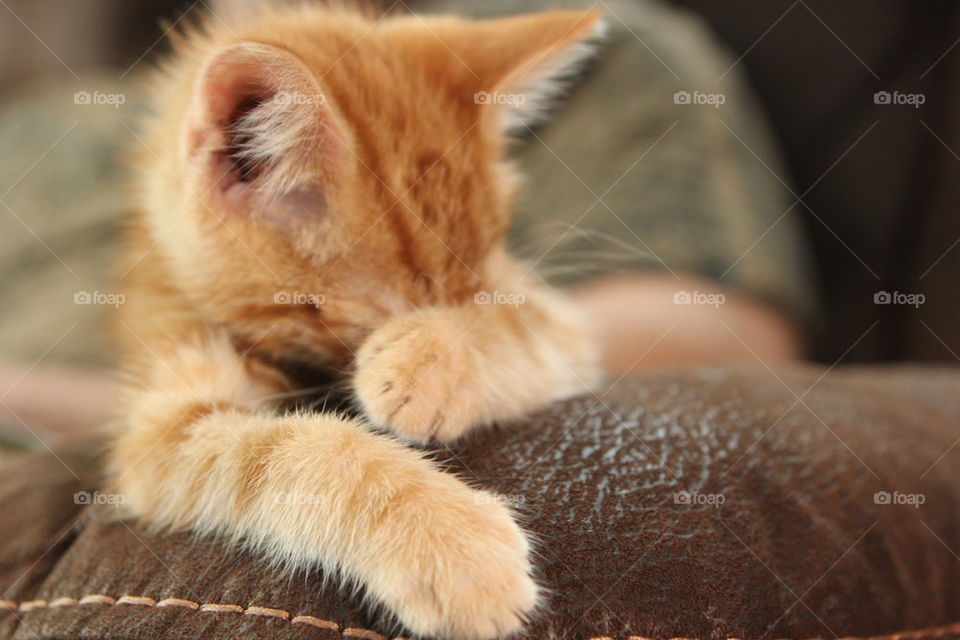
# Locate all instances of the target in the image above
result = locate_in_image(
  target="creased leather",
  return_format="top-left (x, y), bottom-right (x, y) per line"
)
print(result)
top-left (1, 366), bottom-right (959, 640)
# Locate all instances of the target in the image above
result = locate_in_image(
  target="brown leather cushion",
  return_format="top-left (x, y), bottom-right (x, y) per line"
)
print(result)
top-left (1, 366), bottom-right (959, 640)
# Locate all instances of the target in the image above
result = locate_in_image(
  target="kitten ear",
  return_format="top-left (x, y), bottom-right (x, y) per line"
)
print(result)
top-left (182, 42), bottom-right (349, 214)
top-left (467, 10), bottom-right (606, 132)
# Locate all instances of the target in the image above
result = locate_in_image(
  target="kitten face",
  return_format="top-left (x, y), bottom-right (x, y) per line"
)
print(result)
top-left (135, 5), bottom-right (602, 366)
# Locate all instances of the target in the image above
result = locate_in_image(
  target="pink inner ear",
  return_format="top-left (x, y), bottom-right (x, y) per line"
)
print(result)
top-left (184, 53), bottom-right (278, 203)
top-left (185, 56), bottom-right (263, 162)
top-left (203, 62), bottom-right (266, 124)
top-left (183, 42), bottom-right (348, 220)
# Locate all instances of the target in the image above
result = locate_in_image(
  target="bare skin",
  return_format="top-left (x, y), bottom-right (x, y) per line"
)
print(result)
top-left (0, 273), bottom-right (803, 442)
top-left (0, 362), bottom-right (116, 443)
top-left (571, 273), bottom-right (804, 375)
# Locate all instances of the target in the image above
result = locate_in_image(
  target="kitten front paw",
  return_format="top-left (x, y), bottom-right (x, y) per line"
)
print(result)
top-left (353, 310), bottom-right (482, 443)
top-left (388, 489), bottom-right (539, 640)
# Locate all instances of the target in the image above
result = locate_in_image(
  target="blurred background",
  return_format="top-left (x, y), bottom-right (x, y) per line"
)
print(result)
top-left (1, 0), bottom-right (959, 442)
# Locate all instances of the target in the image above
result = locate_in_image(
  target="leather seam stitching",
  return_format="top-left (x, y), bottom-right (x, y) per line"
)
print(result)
top-left (3, 595), bottom-right (960, 640)
top-left (1, 595), bottom-right (388, 639)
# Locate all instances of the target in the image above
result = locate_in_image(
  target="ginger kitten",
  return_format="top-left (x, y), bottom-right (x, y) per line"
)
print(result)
top-left (110, 3), bottom-right (601, 638)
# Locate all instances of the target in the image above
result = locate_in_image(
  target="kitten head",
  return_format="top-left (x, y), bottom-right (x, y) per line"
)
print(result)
top-left (134, 3), bottom-right (603, 365)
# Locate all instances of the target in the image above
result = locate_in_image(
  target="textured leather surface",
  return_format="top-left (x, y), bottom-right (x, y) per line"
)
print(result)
top-left (1, 366), bottom-right (960, 640)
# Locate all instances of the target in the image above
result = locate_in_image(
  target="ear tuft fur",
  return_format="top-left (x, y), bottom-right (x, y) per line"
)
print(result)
top-left (456, 10), bottom-right (608, 134)
top-left (184, 42), bottom-right (347, 210)
top-left (499, 17), bottom-right (607, 132)
top-left (225, 89), bottom-right (328, 197)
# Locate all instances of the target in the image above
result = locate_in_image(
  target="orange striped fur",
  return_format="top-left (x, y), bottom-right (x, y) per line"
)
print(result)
top-left (110, 3), bottom-right (602, 639)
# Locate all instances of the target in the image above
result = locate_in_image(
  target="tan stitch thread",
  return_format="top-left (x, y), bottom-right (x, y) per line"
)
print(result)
top-left (883, 626), bottom-right (960, 640)
top-left (245, 605), bottom-right (289, 620)
top-left (50, 597), bottom-right (79, 607)
top-left (117, 596), bottom-right (157, 607)
top-left (199, 603), bottom-right (244, 614)
top-left (344, 628), bottom-right (387, 640)
top-left (3, 595), bottom-right (960, 640)
top-left (292, 614), bottom-right (340, 630)
top-left (156, 598), bottom-right (200, 610)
